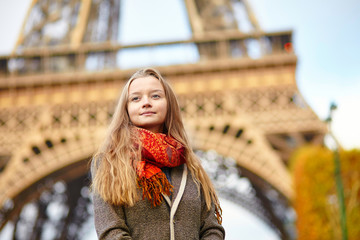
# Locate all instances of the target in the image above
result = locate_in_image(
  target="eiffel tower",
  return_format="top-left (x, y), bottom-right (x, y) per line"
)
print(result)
top-left (0, 0), bottom-right (327, 239)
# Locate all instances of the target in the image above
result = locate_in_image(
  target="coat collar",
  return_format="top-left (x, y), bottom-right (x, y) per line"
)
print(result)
top-left (162, 164), bottom-right (187, 240)
top-left (162, 164), bottom-right (187, 207)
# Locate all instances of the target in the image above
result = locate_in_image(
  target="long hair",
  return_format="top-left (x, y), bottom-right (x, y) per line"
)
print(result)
top-left (92, 68), bottom-right (220, 213)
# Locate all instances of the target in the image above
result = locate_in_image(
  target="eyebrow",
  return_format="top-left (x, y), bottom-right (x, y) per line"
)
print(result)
top-left (128, 89), bottom-right (164, 95)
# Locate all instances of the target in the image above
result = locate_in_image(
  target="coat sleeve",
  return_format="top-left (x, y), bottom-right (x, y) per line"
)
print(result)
top-left (91, 160), bottom-right (132, 240)
top-left (199, 194), bottom-right (225, 240)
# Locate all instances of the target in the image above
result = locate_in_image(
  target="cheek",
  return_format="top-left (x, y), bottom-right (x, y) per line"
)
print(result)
top-left (161, 103), bottom-right (168, 118)
top-left (127, 104), bottom-right (136, 119)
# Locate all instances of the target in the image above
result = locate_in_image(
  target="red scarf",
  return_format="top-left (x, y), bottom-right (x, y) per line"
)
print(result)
top-left (136, 128), bottom-right (186, 207)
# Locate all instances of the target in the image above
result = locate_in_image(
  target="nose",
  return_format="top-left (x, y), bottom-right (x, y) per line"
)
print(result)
top-left (141, 96), bottom-right (152, 108)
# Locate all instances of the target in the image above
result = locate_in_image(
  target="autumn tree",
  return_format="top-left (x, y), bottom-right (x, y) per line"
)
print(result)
top-left (291, 146), bottom-right (360, 240)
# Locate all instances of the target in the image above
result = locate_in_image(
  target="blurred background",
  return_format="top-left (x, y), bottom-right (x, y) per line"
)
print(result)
top-left (0, 0), bottom-right (359, 239)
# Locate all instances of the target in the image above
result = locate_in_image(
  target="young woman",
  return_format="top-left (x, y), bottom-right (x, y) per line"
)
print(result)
top-left (91, 68), bottom-right (225, 240)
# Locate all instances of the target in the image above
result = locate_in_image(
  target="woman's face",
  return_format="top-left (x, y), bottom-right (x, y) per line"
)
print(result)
top-left (127, 76), bottom-right (168, 133)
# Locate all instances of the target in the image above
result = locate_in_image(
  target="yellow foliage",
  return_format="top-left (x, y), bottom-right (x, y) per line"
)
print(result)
top-left (290, 146), bottom-right (360, 240)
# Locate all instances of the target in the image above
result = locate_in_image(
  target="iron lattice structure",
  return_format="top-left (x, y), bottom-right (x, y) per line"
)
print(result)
top-left (0, 0), bottom-right (327, 239)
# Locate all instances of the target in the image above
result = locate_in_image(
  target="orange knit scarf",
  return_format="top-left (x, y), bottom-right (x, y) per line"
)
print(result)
top-left (136, 128), bottom-right (186, 207)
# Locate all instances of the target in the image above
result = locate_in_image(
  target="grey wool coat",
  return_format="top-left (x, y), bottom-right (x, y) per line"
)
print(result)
top-left (92, 164), bottom-right (225, 240)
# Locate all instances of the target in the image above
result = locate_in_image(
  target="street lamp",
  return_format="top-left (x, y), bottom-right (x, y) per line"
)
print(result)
top-left (326, 102), bottom-right (348, 240)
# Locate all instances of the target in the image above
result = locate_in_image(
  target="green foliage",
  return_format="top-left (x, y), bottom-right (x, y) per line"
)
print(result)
top-left (290, 146), bottom-right (360, 240)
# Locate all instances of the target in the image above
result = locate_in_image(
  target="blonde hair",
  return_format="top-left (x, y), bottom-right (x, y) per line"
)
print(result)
top-left (92, 68), bottom-right (220, 213)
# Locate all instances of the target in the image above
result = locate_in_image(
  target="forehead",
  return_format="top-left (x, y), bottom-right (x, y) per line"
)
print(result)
top-left (128, 76), bottom-right (164, 94)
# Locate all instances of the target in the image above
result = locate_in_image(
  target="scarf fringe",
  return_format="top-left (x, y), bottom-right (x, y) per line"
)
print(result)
top-left (215, 204), bottom-right (223, 225)
top-left (137, 172), bottom-right (173, 207)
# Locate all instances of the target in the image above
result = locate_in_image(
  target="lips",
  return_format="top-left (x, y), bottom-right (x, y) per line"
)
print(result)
top-left (140, 111), bottom-right (156, 116)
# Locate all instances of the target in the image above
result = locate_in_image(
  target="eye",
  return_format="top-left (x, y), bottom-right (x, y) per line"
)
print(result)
top-left (152, 94), bottom-right (160, 99)
top-left (130, 96), bottom-right (140, 102)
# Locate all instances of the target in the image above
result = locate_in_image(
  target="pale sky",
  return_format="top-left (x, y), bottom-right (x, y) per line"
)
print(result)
top-left (0, 0), bottom-right (359, 239)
